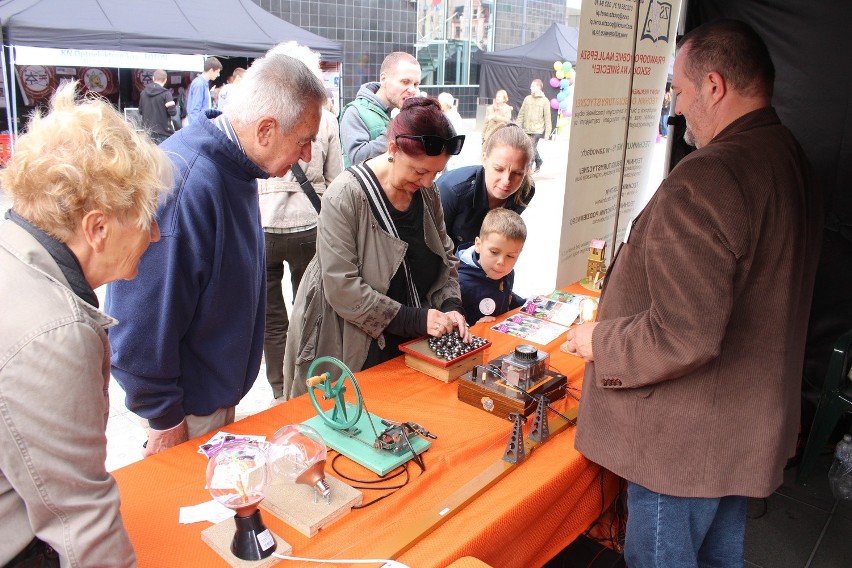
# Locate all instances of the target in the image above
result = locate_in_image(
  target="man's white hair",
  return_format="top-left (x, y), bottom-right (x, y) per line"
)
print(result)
top-left (223, 50), bottom-right (325, 131)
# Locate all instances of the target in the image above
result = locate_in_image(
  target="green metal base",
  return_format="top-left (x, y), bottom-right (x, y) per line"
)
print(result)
top-left (303, 404), bottom-right (431, 476)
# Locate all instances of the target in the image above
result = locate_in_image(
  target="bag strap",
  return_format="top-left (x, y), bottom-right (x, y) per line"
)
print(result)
top-left (350, 164), bottom-right (421, 308)
top-left (290, 163), bottom-right (321, 214)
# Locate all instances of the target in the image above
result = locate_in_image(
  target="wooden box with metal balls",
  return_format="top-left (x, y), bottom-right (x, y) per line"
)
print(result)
top-left (399, 331), bottom-right (491, 383)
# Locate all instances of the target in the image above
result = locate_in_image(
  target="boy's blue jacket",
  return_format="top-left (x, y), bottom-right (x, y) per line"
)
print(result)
top-left (457, 244), bottom-right (525, 325)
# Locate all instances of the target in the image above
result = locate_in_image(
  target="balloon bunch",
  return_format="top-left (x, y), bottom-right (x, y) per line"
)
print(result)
top-left (549, 61), bottom-right (575, 127)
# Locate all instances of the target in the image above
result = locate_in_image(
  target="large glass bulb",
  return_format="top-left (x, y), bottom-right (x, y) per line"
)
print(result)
top-left (206, 441), bottom-right (269, 513)
top-left (268, 424), bottom-right (331, 502)
top-left (579, 297), bottom-right (599, 323)
top-left (205, 441), bottom-right (276, 560)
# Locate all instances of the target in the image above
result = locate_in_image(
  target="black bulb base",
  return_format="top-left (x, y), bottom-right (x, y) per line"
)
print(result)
top-left (230, 508), bottom-right (277, 560)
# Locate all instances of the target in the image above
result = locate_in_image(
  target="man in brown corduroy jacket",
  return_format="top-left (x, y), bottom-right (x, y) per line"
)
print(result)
top-left (563, 20), bottom-right (823, 568)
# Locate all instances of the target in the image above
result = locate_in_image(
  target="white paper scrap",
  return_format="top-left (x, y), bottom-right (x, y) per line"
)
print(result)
top-left (178, 500), bottom-right (236, 524)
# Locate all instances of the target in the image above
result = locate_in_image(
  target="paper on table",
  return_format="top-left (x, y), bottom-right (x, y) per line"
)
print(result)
top-left (519, 296), bottom-right (581, 327)
top-left (179, 500), bottom-right (236, 524)
top-left (198, 431), bottom-right (267, 458)
top-left (491, 313), bottom-right (567, 345)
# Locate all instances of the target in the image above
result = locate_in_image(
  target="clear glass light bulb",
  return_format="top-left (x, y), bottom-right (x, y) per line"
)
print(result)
top-left (579, 297), bottom-right (599, 323)
top-left (205, 441), bottom-right (276, 561)
top-left (268, 424), bottom-right (331, 501)
top-left (206, 441), bottom-right (270, 515)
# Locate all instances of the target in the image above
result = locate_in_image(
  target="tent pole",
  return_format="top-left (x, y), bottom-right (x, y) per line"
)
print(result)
top-left (608, 1), bottom-right (643, 252)
top-left (2, 48), bottom-right (11, 140)
top-left (8, 44), bottom-right (18, 140)
top-left (0, 23), bottom-right (16, 146)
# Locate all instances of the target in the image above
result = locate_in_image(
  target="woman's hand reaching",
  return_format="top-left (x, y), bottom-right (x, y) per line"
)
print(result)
top-left (427, 309), bottom-right (472, 342)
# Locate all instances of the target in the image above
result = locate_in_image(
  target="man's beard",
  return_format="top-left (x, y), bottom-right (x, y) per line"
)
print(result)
top-left (683, 123), bottom-right (697, 147)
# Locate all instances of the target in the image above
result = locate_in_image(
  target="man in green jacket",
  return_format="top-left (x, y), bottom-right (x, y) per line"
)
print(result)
top-left (339, 52), bottom-right (421, 166)
top-left (516, 79), bottom-right (552, 172)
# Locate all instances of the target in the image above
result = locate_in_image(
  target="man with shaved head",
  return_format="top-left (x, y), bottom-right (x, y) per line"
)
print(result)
top-left (340, 51), bottom-right (421, 166)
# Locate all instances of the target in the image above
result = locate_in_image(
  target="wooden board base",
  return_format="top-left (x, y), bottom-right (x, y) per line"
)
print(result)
top-left (367, 406), bottom-right (580, 561)
top-left (261, 475), bottom-right (362, 537)
top-left (201, 519), bottom-right (290, 567)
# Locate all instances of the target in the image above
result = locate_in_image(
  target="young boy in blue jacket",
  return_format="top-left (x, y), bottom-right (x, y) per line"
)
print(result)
top-left (458, 208), bottom-right (527, 325)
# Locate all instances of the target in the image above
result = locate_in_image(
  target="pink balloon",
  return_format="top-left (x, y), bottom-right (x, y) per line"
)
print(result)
top-left (549, 77), bottom-right (560, 88)
top-left (550, 98), bottom-right (560, 109)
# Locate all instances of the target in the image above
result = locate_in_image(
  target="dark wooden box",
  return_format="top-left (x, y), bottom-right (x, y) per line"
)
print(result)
top-left (457, 367), bottom-right (567, 420)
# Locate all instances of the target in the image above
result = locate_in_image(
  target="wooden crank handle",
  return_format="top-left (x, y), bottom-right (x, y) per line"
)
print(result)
top-left (305, 373), bottom-right (329, 388)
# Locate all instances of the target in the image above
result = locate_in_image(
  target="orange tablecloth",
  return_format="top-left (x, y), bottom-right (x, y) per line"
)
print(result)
top-left (113, 283), bottom-right (618, 567)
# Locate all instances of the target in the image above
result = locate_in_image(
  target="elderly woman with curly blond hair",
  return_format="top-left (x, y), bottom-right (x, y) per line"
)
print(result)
top-left (0, 83), bottom-right (171, 567)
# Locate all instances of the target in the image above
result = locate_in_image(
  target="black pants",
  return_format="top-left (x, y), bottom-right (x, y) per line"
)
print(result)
top-left (263, 228), bottom-right (317, 398)
top-left (529, 133), bottom-right (543, 169)
top-left (3, 538), bottom-right (58, 568)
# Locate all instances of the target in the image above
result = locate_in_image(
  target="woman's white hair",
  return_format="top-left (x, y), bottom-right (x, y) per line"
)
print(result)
top-left (265, 41), bottom-right (322, 79)
top-left (223, 49), bottom-right (326, 131)
top-left (437, 92), bottom-right (455, 111)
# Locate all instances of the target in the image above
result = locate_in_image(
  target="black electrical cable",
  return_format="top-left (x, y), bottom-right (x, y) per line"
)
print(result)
top-left (482, 363), bottom-right (505, 379)
top-left (516, 385), bottom-right (577, 426)
top-left (329, 452), bottom-right (407, 484)
top-left (583, 472), bottom-right (626, 553)
top-left (545, 363), bottom-right (582, 401)
top-left (329, 451), bottom-right (415, 509)
top-left (747, 497), bottom-right (768, 520)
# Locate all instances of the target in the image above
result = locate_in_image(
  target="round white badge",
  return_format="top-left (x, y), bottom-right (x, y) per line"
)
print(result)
top-left (479, 297), bottom-right (496, 316)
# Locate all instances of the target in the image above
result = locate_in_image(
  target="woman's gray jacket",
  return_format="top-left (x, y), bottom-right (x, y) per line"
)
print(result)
top-left (283, 169), bottom-right (460, 399)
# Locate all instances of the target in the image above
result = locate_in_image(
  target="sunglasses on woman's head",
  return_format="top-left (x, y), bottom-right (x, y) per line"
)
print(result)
top-left (395, 134), bottom-right (466, 156)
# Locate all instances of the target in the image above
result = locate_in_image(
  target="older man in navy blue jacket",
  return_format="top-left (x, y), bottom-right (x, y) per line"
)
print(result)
top-left (107, 51), bottom-right (326, 456)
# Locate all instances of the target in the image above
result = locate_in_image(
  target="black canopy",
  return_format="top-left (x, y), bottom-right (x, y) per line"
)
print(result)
top-left (478, 23), bottom-right (578, 111)
top-left (0, 0), bottom-right (341, 61)
top-left (684, 1), bottom-right (852, 408)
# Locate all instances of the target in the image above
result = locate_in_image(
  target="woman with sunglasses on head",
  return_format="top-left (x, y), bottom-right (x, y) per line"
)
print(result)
top-left (437, 121), bottom-right (535, 252)
top-left (282, 97), bottom-right (470, 399)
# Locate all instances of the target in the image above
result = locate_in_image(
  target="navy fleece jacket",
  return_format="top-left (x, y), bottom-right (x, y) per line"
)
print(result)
top-left (106, 111), bottom-right (268, 430)
top-left (457, 244), bottom-right (524, 325)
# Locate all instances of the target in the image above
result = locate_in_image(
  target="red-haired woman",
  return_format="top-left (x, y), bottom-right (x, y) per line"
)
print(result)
top-left (282, 97), bottom-right (471, 399)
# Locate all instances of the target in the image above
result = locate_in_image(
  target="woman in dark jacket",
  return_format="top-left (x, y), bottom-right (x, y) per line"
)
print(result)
top-left (437, 122), bottom-right (535, 251)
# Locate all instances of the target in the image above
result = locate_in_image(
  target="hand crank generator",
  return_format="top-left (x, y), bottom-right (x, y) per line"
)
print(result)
top-left (301, 357), bottom-right (433, 476)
